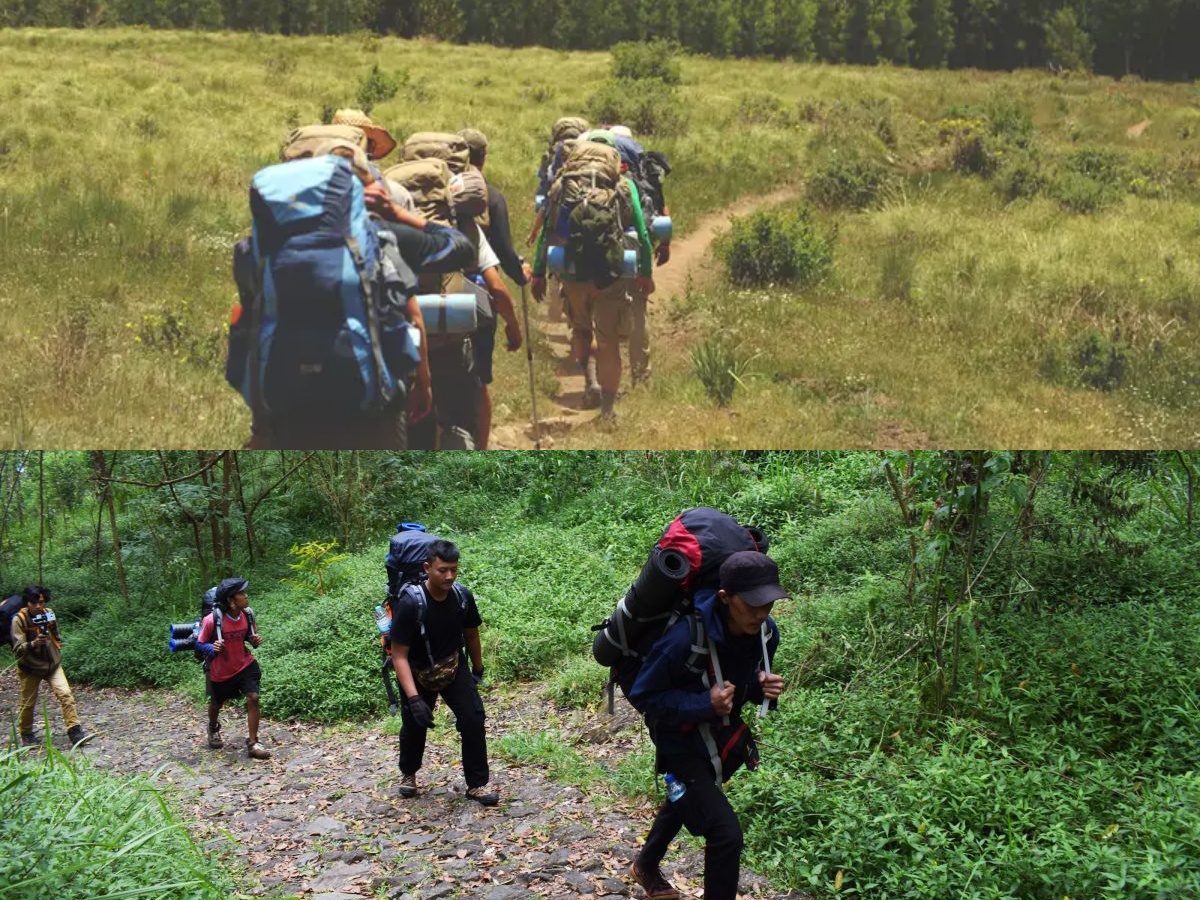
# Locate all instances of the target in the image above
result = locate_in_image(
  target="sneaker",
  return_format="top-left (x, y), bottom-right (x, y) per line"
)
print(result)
top-left (66, 725), bottom-right (93, 747)
top-left (630, 860), bottom-right (680, 900)
top-left (246, 739), bottom-right (271, 760)
top-left (465, 785), bottom-right (499, 806)
top-left (207, 723), bottom-right (223, 749)
top-left (397, 773), bottom-right (418, 799)
top-left (20, 732), bottom-right (37, 748)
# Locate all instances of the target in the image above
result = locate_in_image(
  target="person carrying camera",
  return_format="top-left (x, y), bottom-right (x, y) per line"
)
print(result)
top-left (628, 551), bottom-right (786, 900)
top-left (11, 585), bottom-right (90, 748)
top-left (389, 539), bottom-right (498, 806)
top-left (196, 578), bottom-right (271, 760)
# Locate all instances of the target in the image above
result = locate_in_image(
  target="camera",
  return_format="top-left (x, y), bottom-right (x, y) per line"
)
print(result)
top-left (168, 621), bottom-right (199, 653)
top-left (30, 610), bottom-right (55, 635)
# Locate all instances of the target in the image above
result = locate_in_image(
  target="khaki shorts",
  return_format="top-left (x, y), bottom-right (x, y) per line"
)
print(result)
top-left (563, 279), bottom-right (633, 343)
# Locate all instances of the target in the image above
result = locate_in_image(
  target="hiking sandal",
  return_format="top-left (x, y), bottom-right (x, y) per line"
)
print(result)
top-left (246, 739), bottom-right (271, 760)
top-left (207, 723), bottom-right (223, 749)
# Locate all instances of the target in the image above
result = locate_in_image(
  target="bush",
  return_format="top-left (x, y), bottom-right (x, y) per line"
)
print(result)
top-left (999, 148), bottom-right (1049, 201)
top-left (1064, 147), bottom-right (1129, 189)
top-left (1072, 328), bottom-right (1128, 390)
top-left (806, 151), bottom-right (895, 209)
top-left (691, 334), bottom-right (754, 406)
top-left (737, 92), bottom-right (792, 127)
top-left (587, 78), bottom-right (688, 137)
top-left (355, 64), bottom-right (407, 113)
top-left (609, 39), bottom-right (683, 85)
top-left (716, 204), bottom-right (835, 287)
top-left (940, 117), bottom-right (1004, 177)
top-left (1053, 170), bottom-right (1122, 213)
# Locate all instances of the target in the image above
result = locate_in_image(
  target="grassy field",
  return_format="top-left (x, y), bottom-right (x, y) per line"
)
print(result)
top-left (2, 28), bottom-right (1198, 447)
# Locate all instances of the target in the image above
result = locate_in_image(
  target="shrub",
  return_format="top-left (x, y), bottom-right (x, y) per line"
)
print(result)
top-left (716, 204), bottom-right (835, 287)
top-left (691, 334), bottom-right (754, 406)
top-left (738, 92), bottom-right (792, 127)
top-left (939, 117), bottom-right (1004, 177)
top-left (1053, 170), bottom-right (1122, 213)
top-left (1072, 328), bottom-right (1128, 390)
top-left (355, 64), bottom-right (408, 113)
top-left (999, 148), bottom-right (1049, 201)
top-left (587, 78), bottom-right (687, 137)
top-left (807, 151), bottom-right (896, 209)
top-left (610, 39), bottom-right (682, 85)
top-left (1064, 147), bottom-right (1129, 189)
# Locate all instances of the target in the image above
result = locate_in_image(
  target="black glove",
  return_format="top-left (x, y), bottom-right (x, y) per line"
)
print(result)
top-left (406, 695), bottom-right (435, 728)
top-left (471, 667), bottom-right (485, 686)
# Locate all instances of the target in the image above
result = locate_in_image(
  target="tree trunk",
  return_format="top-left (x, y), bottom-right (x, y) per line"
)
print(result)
top-left (37, 451), bottom-right (45, 583)
top-left (90, 451), bottom-right (128, 601)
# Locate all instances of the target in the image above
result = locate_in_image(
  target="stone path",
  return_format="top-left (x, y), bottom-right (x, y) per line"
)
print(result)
top-left (3, 672), bottom-right (809, 900)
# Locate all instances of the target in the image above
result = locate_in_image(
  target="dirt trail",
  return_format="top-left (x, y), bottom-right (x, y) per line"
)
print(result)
top-left (5, 674), bottom-right (808, 900)
top-left (490, 187), bottom-right (802, 449)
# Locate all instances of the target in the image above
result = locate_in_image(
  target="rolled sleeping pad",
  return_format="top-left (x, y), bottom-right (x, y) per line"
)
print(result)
top-left (415, 293), bottom-right (478, 336)
top-left (592, 546), bottom-right (692, 667)
top-left (547, 245), bottom-right (638, 278)
top-left (651, 215), bottom-right (672, 244)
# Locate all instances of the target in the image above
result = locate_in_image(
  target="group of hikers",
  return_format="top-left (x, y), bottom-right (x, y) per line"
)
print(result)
top-left (225, 108), bottom-right (672, 449)
top-left (5, 507), bottom-right (785, 900)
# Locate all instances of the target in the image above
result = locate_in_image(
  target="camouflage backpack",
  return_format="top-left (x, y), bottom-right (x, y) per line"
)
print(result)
top-left (544, 141), bottom-right (628, 288)
top-left (384, 157), bottom-right (454, 226)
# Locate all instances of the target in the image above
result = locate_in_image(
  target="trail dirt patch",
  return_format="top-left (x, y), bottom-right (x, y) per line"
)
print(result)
top-left (5, 675), bottom-right (808, 899)
top-left (490, 187), bottom-right (802, 450)
top-left (1126, 119), bottom-right (1152, 139)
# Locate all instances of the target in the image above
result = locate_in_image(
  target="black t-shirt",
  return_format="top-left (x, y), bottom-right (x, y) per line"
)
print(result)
top-left (390, 582), bottom-right (481, 669)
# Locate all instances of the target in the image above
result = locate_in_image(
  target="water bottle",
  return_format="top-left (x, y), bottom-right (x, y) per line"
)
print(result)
top-left (373, 604), bottom-right (391, 635)
top-left (664, 773), bottom-right (686, 803)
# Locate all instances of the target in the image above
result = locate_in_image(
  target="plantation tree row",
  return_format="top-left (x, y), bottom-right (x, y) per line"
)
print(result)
top-left (2, 0), bottom-right (1197, 80)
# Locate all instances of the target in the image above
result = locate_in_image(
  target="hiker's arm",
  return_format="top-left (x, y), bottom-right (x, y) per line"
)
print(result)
top-left (403, 294), bottom-right (433, 422)
top-left (390, 643), bottom-right (421, 700)
top-left (746, 619), bottom-right (782, 707)
top-left (464, 627), bottom-right (484, 676)
top-left (11, 616), bottom-right (29, 656)
top-left (628, 634), bottom-right (715, 725)
top-left (196, 616), bottom-right (220, 657)
top-left (481, 266), bottom-right (522, 351)
top-left (526, 207), bottom-right (545, 247)
top-left (385, 221), bottom-right (476, 275)
top-left (485, 191), bottom-right (528, 286)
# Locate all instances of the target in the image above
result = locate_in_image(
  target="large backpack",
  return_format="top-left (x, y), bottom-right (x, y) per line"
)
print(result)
top-left (280, 124), bottom-right (375, 185)
top-left (592, 507), bottom-right (769, 711)
top-left (401, 132), bottom-right (471, 175)
top-left (385, 157), bottom-right (454, 227)
top-left (536, 116), bottom-right (590, 198)
top-left (385, 522), bottom-right (439, 601)
top-left (1, 594), bottom-right (23, 650)
top-left (544, 142), bottom-right (628, 288)
top-left (611, 134), bottom-right (670, 219)
top-left (225, 154), bottom-right (418, 421)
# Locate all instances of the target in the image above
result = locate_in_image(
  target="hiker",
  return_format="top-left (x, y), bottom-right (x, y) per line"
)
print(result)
top-left (196, 578), bottom-right (271, 760)
top-left (331, 108), bottom-right (398, 163)
top-left (389, 539), bottom-right (498, 806)
top-left (628, 551), bottom-right (786, 900)
top-left (466, 224), bottom-right (523, 449)
top-left (531, 130), bottom-right (655, 420)
top-left (610, 124), bottom-right (671, 386)
top-left (460, 127), bottom-right (530, 448)
top-left (529, 116), bottom-right (590, 324)
top-left (10, 586), bottom-right (90, 748)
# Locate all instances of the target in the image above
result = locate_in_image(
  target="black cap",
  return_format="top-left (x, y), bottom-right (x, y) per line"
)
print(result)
top-left (719, 551), bottom-right (788, 607)
top-left (216, 577), bottom-right (249, 605)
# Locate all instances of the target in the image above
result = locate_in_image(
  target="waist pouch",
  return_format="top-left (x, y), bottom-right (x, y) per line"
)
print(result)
top-left (714, 720), bottom-right (759, 780)
top-left (413, 651), bottom-right (460, 691)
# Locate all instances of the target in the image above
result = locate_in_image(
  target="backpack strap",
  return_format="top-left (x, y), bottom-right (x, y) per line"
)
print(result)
top-left (684, 613), bottom-right (724, 786)
top-left (246, 256), bottom-right (268, 418)
top-left (407, 582), bottom-right (470, 666)
top-left (346, 234), bottom-right (394, 412)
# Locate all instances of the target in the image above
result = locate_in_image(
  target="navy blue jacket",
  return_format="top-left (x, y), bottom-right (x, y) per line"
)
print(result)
top-left (629, 589), bottom-right (779, 761)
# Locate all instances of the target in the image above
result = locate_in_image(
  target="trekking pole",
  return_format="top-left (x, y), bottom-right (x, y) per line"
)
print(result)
top-left (759, 622), bottom-right (772, 719)
top-left (519, 282), bottom-right (542, 449)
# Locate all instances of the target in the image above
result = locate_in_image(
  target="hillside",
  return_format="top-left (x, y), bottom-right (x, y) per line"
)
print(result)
top-left (2, 30), bottom-right (1200, 446)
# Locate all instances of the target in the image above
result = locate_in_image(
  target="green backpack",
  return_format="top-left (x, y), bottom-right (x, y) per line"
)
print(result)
top-left (566, 196), bottom-right (626, 289)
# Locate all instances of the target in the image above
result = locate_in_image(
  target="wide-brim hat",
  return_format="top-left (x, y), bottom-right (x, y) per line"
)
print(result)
top-left (332, 108), bottom-right (397, 160)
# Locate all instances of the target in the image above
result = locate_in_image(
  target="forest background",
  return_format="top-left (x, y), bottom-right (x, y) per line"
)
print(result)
top-left (2, 0), bottom-right (1197, 81)
top-left (2, 449), bottom-right (1198, 898)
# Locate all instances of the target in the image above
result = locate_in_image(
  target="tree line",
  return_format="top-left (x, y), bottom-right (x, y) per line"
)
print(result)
top-left (2, 0), bottom-right (1196, 81)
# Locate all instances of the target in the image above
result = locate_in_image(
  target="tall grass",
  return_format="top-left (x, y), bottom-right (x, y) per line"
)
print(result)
top-left (0, 741), bottom-right (232, 899)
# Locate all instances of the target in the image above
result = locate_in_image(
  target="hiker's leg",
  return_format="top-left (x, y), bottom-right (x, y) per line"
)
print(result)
top-left (16, 671), bottom-right (42, 735)
top-left (667, 757), bottom-right (743, 900)
top-left (207, 699), bottom-right (222, 731)
top-left (436, 338), bottom-right (479, 451)
top-left (245, 692), bottom-right (261, 744)
top-left (473, 322), bottom-right (497, 450)
top-left (398, 687), bottom-right (434, 776)
top-left (45, 667), bottom-right (80, 731)
top-left (591, 282), bottom-right (633, 403)
top-left (628, 281), bottom-right (651, 384)
top-left (547, 275), bottom-right (564, 323)
top-left (441, 666), bottom-right (489, 788)
top-left (639, 797), bottom-right (685, 872)
top-left (564, 286), bottom-right (593, 367)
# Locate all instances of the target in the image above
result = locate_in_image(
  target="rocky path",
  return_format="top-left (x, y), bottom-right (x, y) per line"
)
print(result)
top-left (490, 187), bottom-right (801, 450)
top-left (5, 673), bottom-right (808, 900)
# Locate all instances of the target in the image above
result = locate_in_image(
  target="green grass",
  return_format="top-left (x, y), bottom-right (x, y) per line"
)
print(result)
top-left (0, 741), bottom-right (233, 899)
top-left (3, 30), bottom-right (1199, 446)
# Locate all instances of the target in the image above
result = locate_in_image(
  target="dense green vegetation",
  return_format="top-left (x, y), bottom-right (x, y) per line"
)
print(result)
top-left (3, 0), bottom-right (1196, 79)
top-left (3, 30), bottom-right (1199, 446)
top-left (2, 450), bottom-right (1198, 897)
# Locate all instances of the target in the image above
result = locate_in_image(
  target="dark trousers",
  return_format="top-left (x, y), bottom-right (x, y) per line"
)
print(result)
top-left (398, 662), bottom-right (490, 788)
top-left (409, 341), bottom-right (478, 450)
top-left (638, 754), bottom-right (744, 900)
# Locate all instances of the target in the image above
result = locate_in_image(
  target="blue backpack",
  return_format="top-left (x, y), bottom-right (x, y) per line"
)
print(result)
top-left (227, 155), bottom-right (418, 419)
top-left (385, 522), bottom-right (440, 600)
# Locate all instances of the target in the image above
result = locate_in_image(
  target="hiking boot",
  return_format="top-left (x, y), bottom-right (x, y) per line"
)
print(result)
top-left (397, 773), bottom-right (418, 799)
top-left (20, 732), bottom-right (37, 748)
top-left (599, 392), bottom-right (618, 421)
top-left (246, 739), bottom-right (271, 760)
top-left (66, 725), bottom-right (92, 747)
top-left (581, 383), bottom-right (602, 409)
top-left (465, 785), bottom-right (499, 807)
top-left (207, 723), bottom-right (223, 749)
top-left (630, 860), bottom-right (681, 900)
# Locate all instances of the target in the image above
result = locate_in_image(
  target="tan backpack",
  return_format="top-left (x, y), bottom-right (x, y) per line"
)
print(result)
top-left (384, 158), bottom-right (454, 226)
top-left (545, 141), bottom-right (623, 244)
top-left (400, 132), bottom-right (471, 175)
top-left (551, 116), bottom-right (590, 146)
top-left (449, 167), bottom-right (489, 224)
top-left (280, 125), bottom-right (374, 185)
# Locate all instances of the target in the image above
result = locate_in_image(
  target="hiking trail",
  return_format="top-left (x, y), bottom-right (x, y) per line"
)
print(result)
top-left (490, 187), bottom-right (801, 450)
top-left (5, 675), bottom-right (809, 900)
